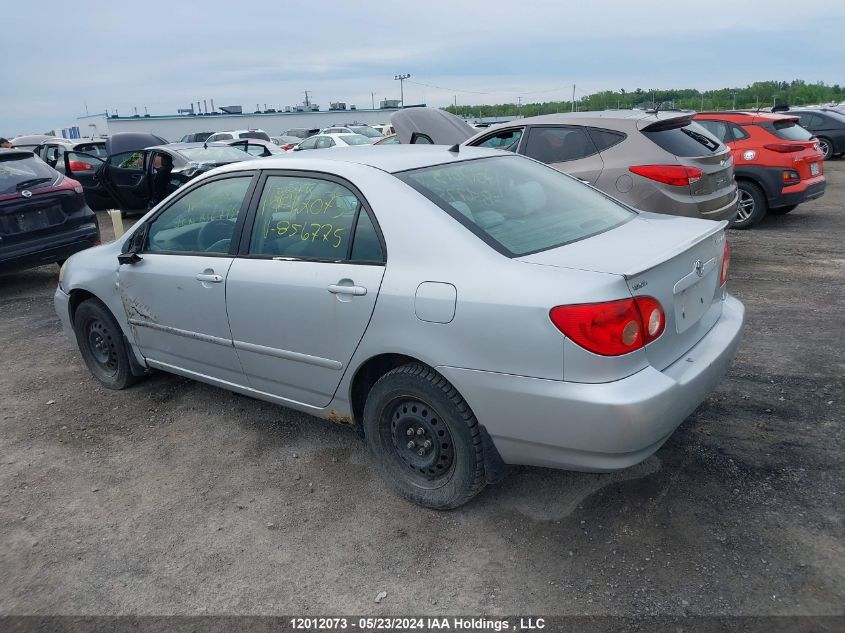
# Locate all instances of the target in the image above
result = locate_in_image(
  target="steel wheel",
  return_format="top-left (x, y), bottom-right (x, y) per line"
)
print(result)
top-left (85, 318), bottom-right (119, 377)
top-left (736, 189), bottom-right (755, 223)
top-left (73, 298), bottom-right (139, 389)
top-left (389, 398), bottom-right (455, 483)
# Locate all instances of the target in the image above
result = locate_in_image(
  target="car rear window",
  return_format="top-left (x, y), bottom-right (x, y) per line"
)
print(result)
top-left (397, 155), bottom-right (634, 257)
top-left (239, 131), bottom-right (271, 141)
top-left (642, 120), bottom-right (721, 157)
top-left (0, 154), bottom-right (57, 195)
top-left (762, 120), bottom-right (814, 141)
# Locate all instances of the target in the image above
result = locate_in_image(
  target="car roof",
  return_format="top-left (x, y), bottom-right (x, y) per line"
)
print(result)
top-left (148, 142), bottom-right (230, 151)
top-left (694, 111), bottom-right (799, 123)
top-left (215, 144), bottom-right (505, 174)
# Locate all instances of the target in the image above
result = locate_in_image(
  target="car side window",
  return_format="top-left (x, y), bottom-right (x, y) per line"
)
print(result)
top-left (695, 120), bottom-right (731, 143)
top-left (316, 137), bottom-right (334, 149)
top-left (109, 151), bottom-right (145, 170)
top-left (248, 175), bottom-right (362, 260)
top-left (350, 208), bottom-right (384, 263)
top-left (245, 143), bottom-right (268, 156)
top-left (475, 128), bottom-right (523, 152)
top-left (145, 176), bottom-right (252, 254)
top-left (298, 137), bottom-right (318, 150)
top-left (587, 127), bottom-right (627, 151)
top-left (524, 127), bottom-right (598, 163)
top-left (730, 124), bottom-right (749, 140)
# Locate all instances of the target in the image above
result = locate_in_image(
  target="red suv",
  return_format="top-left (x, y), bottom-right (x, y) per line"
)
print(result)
top-left (693, 112), bottom-right (825, 228)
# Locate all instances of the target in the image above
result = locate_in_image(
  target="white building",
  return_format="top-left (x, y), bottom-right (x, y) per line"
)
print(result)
top-left (71, 107), bottom-right (409, 141)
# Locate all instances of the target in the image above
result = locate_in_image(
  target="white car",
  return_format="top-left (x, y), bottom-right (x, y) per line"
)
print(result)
top-left (206, 129), bottom-right (271, 143)
top-left (320, 125), bottom-right (383, 142)
top-left (293, 133), bottom-right (373, 151)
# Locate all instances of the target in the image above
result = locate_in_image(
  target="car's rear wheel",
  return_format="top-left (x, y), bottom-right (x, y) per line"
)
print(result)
top-left (817, 137), bottom-right (834, 160)
top-left (363, 363), bottom-right (486, 509)
top-left (73, 299), bottom-right (138, 390)
top-left (768, 204), bottom-right (798, 215)
top-left (734, 181), bottom-right (767, 229)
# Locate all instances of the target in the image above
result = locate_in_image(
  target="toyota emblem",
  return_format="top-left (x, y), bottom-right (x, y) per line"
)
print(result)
top-left (21, 190), bottom-right (33, 198)
top-left (694, 259), bottom-right (704, 277)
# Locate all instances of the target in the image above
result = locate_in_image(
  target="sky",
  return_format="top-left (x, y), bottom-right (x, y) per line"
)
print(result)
top-left (2, 0), bottom-right (844, 135)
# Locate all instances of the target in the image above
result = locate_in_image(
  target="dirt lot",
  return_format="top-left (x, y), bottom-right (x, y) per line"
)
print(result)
top-left (1, 162), bottom-right (842, 618)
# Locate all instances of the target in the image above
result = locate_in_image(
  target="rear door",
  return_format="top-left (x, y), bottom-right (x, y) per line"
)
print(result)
top-left (225, 172), bottom-right (386, 407)
top-left (103, 151), bottom-right (152, 211)
top-left (521, 126), bottom-right (605, 183)
top-left (64, 151), bottom-right (117, 210)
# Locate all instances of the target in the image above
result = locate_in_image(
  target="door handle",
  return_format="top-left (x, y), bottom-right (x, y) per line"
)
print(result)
top-left (328, 284), bottom-right (367, 296)
top-left (196, 272), bottom-right (223, 283)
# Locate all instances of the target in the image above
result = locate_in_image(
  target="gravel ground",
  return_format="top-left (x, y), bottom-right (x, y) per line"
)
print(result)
top-left (0, 162), bottom-right (842, 617)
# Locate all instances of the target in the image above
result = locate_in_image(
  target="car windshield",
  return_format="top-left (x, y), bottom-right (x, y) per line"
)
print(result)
top-left (764, 120), bottom-right (814, 141)
top-left (339, 134), bottom-right (371, 146)
top-left (397, 155), bottom-right (634, 257)
top-left (176, 147), bottom-right (249, 162)
top-left (350, 126), bottom-right (382, 138)
top-left (0, 154), bottom-right (57, 195)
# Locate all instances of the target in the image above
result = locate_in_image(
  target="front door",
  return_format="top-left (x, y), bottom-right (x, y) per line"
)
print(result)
top-left (521, 126), bottom-right (605, 183)
top-left (64, 151), bottom-right (116, 211)
top-left (103, 150), bottom-right (152, 211)
top-left (225, 173), bottom-right (386, 407)
top-left (118, 173), bottom-right (256, 384)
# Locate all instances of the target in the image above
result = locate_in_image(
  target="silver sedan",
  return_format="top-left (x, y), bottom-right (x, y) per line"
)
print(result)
top-left (54, 146), bottom-right (744, 508)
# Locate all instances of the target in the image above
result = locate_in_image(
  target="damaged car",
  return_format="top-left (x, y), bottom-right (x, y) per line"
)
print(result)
top-left (55, 145), bottom-right (743, 509)
top-left (65, 135), bottom-right (251, 215)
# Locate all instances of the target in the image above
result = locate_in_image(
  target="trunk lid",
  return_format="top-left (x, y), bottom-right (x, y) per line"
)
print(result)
top-left (391, 107), bottom-right (477, 145)
top-left (519, 213), bottom-right (728, 370)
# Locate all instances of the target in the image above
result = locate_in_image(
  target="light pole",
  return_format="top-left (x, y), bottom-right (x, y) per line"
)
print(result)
top-left (394, 74), bottom-right (410, 107)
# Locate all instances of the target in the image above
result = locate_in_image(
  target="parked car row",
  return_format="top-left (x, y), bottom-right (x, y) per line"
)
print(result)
top-left (388, 107), bottom-right (828, 229)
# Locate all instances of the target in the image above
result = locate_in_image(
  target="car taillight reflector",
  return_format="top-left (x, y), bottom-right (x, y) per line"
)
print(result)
top-left (68, 160), bottom-right (95, 171)
top-left (629, 165), bottom-right (702, 186)
top-left (782, 169), bottom-right (800, 184)
top-left (549, 296), bottom-right (665, 356)
top-left (764, 143), bottom-right (805, 153)
top-left (719, 240), bottom-right (731, 287)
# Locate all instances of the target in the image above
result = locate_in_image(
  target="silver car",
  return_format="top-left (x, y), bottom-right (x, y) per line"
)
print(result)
top-left (392, 108), bottom-right (739, 223)
top-left (54, 146), bottom-right (744, 509)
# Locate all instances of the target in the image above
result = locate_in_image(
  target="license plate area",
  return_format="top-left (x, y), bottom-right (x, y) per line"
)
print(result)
top-left (0, 203), bottom-right (65, 236)
top-left (810, 162), bottom-right (820, 176)
top-left (673, 259), bottom-right (718, 334)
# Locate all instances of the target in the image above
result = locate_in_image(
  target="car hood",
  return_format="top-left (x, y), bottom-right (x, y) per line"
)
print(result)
top-left (391, 107), bottom-right (476, 145)
top-left (106, 133), bottom-right (169, 155)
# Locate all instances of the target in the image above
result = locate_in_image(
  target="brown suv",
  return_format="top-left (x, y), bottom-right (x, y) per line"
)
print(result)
top-left (392, 109), bottom-right (738, 222)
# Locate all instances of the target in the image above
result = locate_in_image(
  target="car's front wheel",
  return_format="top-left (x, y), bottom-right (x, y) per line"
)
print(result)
top-left (73, 298), bottom-right (138, 390)
top-left (817, 137), bottom-right (834, 161)
top-left (363, 364), bottom-right (487, 509)
top-left (734, 181), bottom-right (767, 229)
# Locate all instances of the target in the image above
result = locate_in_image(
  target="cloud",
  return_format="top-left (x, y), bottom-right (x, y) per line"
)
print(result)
top-left (2, 0), bottom-right (843, 134)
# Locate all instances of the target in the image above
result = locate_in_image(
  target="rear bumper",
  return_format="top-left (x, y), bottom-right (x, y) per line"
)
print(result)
top-left (438, 295), bottom-right (744, 472)
top-left (773, 177), bottom-right (826, 209)
top-left (0, 221), bottom-right (100, 271)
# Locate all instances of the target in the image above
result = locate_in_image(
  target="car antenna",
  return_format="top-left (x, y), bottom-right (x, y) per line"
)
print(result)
top-left (448, 143), bottom-right (460, 153)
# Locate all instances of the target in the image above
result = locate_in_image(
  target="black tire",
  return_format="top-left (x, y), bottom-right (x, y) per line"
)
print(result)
top-left (817, 137), bottom-right (834, 161)
top-left (363, 363), bottom-right (486, 509)
top-left (768, 204), bottom-right (798, 216)
top-left (73, 299), bottom-right (138, 390)
top-left (734, 181), bottom-right (767, 229)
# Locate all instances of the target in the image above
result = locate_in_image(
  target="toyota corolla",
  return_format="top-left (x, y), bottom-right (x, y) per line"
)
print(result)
top-left (54, 146), bottom-right (744, 509)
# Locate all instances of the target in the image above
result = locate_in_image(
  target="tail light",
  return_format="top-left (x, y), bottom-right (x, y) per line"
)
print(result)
top-left (629, 165), bottom-right (702, 187)
top-left (764, 143), bottom-right (805, 153)
top-left (68, 160), bottom-right (95, 172)
top-left (282, 143), bottom-right (295, 151)
top-left (782, 169), bottom-right (800, 185)
top-left (549, 296), bottom-right (665, 357)
top-left (719, 240), bottom-right (731, 287)
top-left (64, 176), bottom-right (84, 194)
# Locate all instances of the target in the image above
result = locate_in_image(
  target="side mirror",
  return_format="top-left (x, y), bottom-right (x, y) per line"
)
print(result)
top-left (118, 224), bottom-right (148, 265)
top-left (118, 251), bottom-right (142, 265)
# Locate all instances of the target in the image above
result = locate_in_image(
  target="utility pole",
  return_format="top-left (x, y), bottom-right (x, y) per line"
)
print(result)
top-left (701, 93), bottom-right (705, 111)
top-left (571, 84), bottom-right (576, 112)
top-left (304, 91), bottom-right (311, 108)
top-left (371, 92), bottom-right (375, 109)
top-left (394, 74), bottom-right (411, 107)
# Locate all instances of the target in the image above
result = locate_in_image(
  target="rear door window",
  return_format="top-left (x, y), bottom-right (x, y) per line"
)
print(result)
top-left (523, 127), bottom-right (598, 164)
top-left (642, 121), bottom-right (721, 156)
